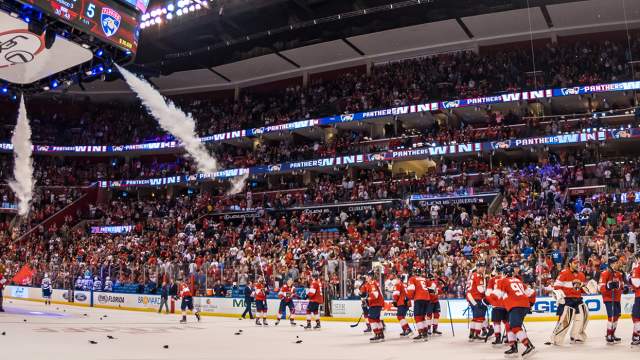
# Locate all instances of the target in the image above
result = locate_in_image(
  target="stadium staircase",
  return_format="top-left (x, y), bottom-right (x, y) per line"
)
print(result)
top-left (16, 184), bottom-right (98, 242)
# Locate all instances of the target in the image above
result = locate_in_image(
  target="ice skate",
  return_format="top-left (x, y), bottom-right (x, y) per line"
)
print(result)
top-left (504, 343), bottom-right (518, 358)
top-left (521, 343), bottom-right (535, 358)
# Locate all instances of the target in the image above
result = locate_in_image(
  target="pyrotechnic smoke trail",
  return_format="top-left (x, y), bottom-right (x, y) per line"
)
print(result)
top-left (226, 173), bottom-right (249, 196)
top-left (8, 95), bottom-right (34, 216)
top-left (116, 65), bottom-right (218, 173)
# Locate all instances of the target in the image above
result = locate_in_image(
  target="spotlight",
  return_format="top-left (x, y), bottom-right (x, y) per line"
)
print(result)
top-left (167, 3), bottom-right (175, 11)
top-left (162, 7), bottom-right (167, 14)
top-left (166, 13), bottom-right (173, 20)
top-left (51, 80), bottom-right (59, 89)
top-left (96, 49), bottom-right (103, 57)
top-left (24, 16), bottom-right (30, 23)
top-left (98, 65), bottom-right (104, 72)
top-left (182, 7), bottom-right (188, 14)
top-left (189, 5), bottom-right (195, 11)
top-left (1, 87), bottom-right (7, 94)
top-left (106, 68), bottom-right (113, 74)
top-left (195, 3), bottom-right (201, 10)
top-left (85, 70), bottom-right (93, 76)
top-left (140, 22), bottom-right (146, 29)
top-left (43, 86), bottom-right (50, 91)
top-left (176, 9), bottom-right (183, 15)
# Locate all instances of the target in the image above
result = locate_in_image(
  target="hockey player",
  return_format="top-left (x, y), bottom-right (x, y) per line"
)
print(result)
top-left (485, 265), bottom-right (507, 345)
top-left (631, 252), bottom-right (640, 346)
top-left (93, 276), bottom-right (103, 292)
top-left (75, 276), bottom-right (83, 290)
top-left (466, 262), bottom-right (489, 341)
top-left (551, 257), bottom-right (589, 345)
top-left (304, 271), bottom-right (323, 330)
top-left (0, 266), bottom-right (5, 312)
top-left (597, 256), bottom-right (623, 344)
top-left (364, 273), bottom-right (386, 343)
top-left (82, 275), bottom-right (93, 291)
top-left (429, 273), bottom-right (443, 336)
top-left (275, 279), bottom-right (296, 326)
top-left (178, 281), bottom-right (201, 323)
top-left (392, 273), bottom-right (413, 337)
top-left (407, 266), bottom-right (432, 341)
top-left (496, 266), bottom-right (536, 358)
top-left (42, 274), bottom-right (52, 305)
top-left (357, 277), bottom-right (371, 333)
top-left (104, 277), bottom-right (113, 292)
top-left (254, 277), bottom-right (268, 326)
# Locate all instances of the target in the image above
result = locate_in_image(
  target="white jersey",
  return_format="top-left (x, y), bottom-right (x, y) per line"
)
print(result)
top-left (104, 280), bottom-right (113, 292)
top-left (42, 278), bottom-right (52, 290)
top-left (93, 280), bottom-right (102, 291)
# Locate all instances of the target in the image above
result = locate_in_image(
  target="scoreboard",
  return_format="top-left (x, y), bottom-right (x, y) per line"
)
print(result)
top-left (19, 0), bottom-right (140, 53)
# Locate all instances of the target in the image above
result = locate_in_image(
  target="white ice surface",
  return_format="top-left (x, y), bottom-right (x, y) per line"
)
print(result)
top-left (1, 299), bottom-right (639, 360)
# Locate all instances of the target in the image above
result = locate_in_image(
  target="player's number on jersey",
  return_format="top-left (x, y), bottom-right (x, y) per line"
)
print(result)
top-left (419, 280), bottom-right (429, 291)
top-left (86, 3), bottom-right (96, 18)
top-left (510, 282), bottom-right (526, 296)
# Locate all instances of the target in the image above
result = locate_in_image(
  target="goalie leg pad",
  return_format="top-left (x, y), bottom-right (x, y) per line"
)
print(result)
top-left (552, 305), bottom-right (574, 345)
top-left (570, 303), bottom-right (589, 342)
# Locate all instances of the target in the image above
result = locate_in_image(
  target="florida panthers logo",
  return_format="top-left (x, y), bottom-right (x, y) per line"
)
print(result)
top-left (101, 8), bottom-right (121, 37)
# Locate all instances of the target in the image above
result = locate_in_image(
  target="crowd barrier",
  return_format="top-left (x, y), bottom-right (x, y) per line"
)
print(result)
top-left (4, 285), bottom-right (638, 322)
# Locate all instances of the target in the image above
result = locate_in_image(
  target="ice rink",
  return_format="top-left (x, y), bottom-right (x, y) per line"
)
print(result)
top-left (1, 299), bottom-right (639, 360)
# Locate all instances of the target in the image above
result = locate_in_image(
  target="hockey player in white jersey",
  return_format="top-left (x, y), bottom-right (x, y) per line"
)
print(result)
top-left (104, 277), bottom-right (113, 292)
top-left (41, 274), bottom-right (52, 305)
top-left (93, 276), bottom-right (102, 292)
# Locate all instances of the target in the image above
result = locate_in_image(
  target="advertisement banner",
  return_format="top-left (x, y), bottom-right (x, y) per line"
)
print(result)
top-left (409, 193), bottom-right (498, 206)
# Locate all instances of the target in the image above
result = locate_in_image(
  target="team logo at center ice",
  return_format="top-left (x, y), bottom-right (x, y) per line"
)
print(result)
top-left (101, 8), bottom-right (121, 37)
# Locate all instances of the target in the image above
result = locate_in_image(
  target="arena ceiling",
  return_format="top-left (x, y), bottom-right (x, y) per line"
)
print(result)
top-left (64, 0), bottom-right (640, 95)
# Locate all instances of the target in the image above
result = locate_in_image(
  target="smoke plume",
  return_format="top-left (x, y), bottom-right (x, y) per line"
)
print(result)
top-left (8, 95), bottom-right (34, 216)
top-left (116, 65), bottom-right (218, 173)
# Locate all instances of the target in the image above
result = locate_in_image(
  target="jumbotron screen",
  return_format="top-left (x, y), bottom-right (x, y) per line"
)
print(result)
top-left (18, 0), bottom-right (140, 53)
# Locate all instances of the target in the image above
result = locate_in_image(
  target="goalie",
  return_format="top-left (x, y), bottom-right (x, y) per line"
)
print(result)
top-left (548, 257), bottom-right (597, 345)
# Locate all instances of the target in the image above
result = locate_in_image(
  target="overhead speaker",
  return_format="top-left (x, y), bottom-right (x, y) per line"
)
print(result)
top-left (44, 29), bottom-right (56, 49)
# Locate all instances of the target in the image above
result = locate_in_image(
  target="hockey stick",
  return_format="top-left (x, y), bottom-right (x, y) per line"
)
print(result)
top-left (445, 297), bottom-right (455, 337)
top-left (350, 314), bottom-right (363, 328)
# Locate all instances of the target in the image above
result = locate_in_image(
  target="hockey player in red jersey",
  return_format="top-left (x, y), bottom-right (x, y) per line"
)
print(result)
top-left (407, 266), bottom-right (433, 341)
top-left (304, 271), bottom-right (323, 330)
top-left (495, 266), bottom-right (536, 358)
top-left (364, 273), bottom-right (386, 343)
top-left (358, 277), bottom-right (372, 333)
top-left (391, 273), bottom-right (413, 337)
top-left (254, 277), bottom-right (269, 326)
top-left (551, 257), bottom-right (589, 344)
top-left (466, 262), bottom-right (489, 341)
top-left (428, 273), bottom-right (444, 336)
top-left (485, 264), bottom-right (508, 345)
top-left (276, 279), bottom-right (296, 326)
top-left (599, 256), bottom-right (624, 344)
top-left (178, 281), bottom-right (201, 323)
top-left (631, 252), bottom-right (640, 346)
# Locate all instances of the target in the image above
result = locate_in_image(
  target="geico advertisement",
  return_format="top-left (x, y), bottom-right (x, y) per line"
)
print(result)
top-left (331, 295), bottom-right (639, 320)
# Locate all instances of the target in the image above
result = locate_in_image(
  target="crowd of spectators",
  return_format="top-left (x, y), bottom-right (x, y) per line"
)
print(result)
top-left (0, 37), bottom-right (638, 147)
top-left (1, 149), bottom-right (639, 300)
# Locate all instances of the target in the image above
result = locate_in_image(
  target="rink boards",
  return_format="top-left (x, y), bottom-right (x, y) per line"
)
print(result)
top-left (3, 285), bottom-right (637, 322)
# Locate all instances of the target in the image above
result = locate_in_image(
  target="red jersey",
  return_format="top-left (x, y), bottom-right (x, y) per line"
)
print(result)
top-left (599, 269), bottom-right (623, 302)
top-left (254, 283), bottom-right (267, 301)
top-left (466, 272), bottom-right (486, 301)
top-left (430, 278), bottom-right (443, 302)
top-left (486, 275), bottom-right (505, 308)
top-left (307, 280), bottom-right (323, 304)
top-left (631, 265), bottom-right (640, 298)
top-left (392, 281), bottom-right (411, 307)
top-left (407, 276), bottom-right (433, 301)
top-left (496, 277), bottom-right (535, 311)
top-left (365, 280), bottom-right (385, 307)
top-left (554, 268), bottom-right (586, 298)
top-left (278, 284), bottom-right (294, 301)
top-left (179, 283), bottom-right (193, 298)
